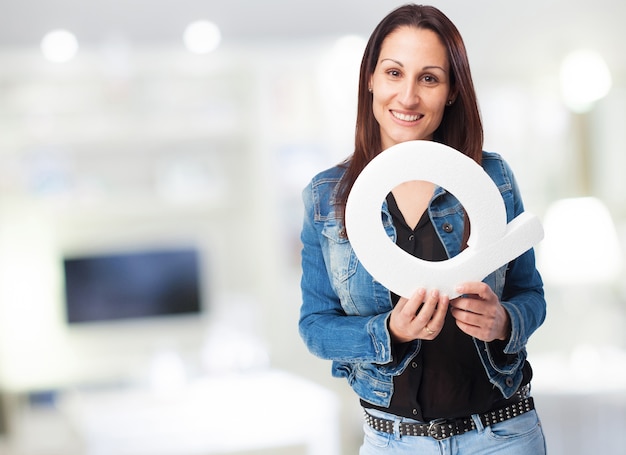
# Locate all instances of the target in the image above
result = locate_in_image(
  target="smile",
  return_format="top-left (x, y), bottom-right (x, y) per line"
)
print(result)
top-left (391, 110), bottom-right (422, 122)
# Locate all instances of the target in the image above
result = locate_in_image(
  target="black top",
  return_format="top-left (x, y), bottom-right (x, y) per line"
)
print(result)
top-left (361, 193), bottom-right (529, 421)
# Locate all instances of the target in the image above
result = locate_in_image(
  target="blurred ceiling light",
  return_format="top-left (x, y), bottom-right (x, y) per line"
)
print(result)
top-left (538, 197), bottom-right (623, 285)
top-left (560, 49), bottom-right (612, 113)
top-left (40, 29), bottom-right (79, 63)
top-left (183, 20), bottom-right (221, 54)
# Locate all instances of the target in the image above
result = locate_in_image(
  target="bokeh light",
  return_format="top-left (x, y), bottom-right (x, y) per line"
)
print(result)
top-left (183, 20), bottom-right (222, 54)
top-left (40, 29), bottom-right (79, 62)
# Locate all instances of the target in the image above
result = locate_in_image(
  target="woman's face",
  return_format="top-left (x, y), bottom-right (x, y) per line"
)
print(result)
top-left (369, 26), bottom-right (452, 150)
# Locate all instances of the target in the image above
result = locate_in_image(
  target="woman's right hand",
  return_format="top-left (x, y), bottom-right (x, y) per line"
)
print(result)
top-left (389, 288), bottom-right (449, 343)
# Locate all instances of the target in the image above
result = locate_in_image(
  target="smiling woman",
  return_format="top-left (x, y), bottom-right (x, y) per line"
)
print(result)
top-left (369, 27), bottom-right (452, 150)
top-left (299, 5), bottom-right (547, 454)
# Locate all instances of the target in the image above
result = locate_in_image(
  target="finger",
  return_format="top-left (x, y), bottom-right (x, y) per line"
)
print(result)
top-left (452, 282), bottom-right (494, 314)
top-left (402, 288), bottom-right (428, 318)
top-left (389, 289), bottom-right (428, 343)
top-left (449, 296), bottom-right (480, 315)
top-left (412, 289), bottom-right (441, 324)
top-left (450, 306), bottom-right (481, 328)
top-left (430, 291), bottom-right (449, 326)
top-left (426, 291), bottom-right (449, 330)
top-left (417, 290), bottom-right (449, 334)
top-left (455, 282), bottom-right (492, 300)
top-left (390, 289), bottom-right (426, 332)
top-left (393, 295), bottom-right (409, 312)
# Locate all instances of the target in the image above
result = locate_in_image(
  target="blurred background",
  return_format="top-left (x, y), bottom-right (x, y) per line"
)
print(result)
top-left (0, 0), bottom-right (625, 454)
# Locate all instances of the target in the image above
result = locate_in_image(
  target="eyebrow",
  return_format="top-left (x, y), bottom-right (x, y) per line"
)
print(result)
top-left (379, 58), bottom-right (447, 73)
top-left (380, 58), bottom-right (404, 67)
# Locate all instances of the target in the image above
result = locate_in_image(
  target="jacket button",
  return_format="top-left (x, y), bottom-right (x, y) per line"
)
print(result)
top-left (442, 223), bottom-right (453, 233)
top-left (505, 377), bottom-right (514, 387)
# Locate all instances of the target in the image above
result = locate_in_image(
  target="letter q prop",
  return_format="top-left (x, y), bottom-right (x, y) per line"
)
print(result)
top-left (345, 140), bottom-right (543, 299)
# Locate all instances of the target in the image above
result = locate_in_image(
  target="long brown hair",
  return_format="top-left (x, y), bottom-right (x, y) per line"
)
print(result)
top-left (337, 4), bottom-right (483, 231)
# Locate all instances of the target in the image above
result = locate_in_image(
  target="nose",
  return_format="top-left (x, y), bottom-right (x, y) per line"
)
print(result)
top-left (399, 80), bottom-right (420, 105)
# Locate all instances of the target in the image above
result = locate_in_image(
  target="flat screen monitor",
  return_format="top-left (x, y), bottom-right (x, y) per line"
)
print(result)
top-left (63, 248), bottom-right (202, 324)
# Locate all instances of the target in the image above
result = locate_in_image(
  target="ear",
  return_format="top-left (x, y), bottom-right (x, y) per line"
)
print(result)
top-left (447, 87), bottom-right (459, 104)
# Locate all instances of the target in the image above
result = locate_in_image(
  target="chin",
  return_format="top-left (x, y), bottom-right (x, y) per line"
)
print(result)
top-left (391, 135), bottom-right (428, 146)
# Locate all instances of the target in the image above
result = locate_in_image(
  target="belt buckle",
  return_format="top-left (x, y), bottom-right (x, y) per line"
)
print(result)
top-left (427, 418), bottom-right (449, 441)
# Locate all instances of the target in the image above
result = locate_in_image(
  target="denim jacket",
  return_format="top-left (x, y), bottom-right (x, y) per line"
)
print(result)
top-left (299, 151), bottom-right (546, 408)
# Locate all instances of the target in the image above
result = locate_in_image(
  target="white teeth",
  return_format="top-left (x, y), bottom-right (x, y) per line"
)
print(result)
top-left (392, 111), bottom-right (420, 121)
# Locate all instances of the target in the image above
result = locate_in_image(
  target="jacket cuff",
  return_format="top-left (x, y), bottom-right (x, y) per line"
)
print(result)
top-left (500, 301), bottom-right (526, 354)
top-left (366, 312), bottom-right (396, 364)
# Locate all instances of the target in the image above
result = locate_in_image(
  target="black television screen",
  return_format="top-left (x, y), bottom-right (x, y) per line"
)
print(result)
top-left (63, 248), bottom-right (202, 324)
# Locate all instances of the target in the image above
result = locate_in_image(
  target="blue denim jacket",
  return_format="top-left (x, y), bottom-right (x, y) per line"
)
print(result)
top-left (299, 151), bottom-right (546, 407)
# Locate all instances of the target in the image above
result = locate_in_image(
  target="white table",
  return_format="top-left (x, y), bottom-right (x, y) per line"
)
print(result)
top-left (59, 370), bottom-right (340, 455)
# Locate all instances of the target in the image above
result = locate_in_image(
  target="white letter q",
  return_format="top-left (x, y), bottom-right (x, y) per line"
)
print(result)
top-left (345, 140), bottom-right (543, 299)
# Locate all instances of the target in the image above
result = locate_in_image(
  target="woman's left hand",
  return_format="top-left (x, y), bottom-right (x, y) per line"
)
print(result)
top-left (449, 282), bottom-right (510, 342)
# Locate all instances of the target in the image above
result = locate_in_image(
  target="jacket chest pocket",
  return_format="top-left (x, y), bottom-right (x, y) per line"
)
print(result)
top-left (322, 223), bottom-right (358, 284)
top-left (322, 222), bottom-right (391, 316)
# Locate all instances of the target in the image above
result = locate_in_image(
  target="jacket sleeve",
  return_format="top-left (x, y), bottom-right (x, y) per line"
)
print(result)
top-left (298, 183), bottom-right (396, 365)
top-left (498, 160), bottom-right (546, 355)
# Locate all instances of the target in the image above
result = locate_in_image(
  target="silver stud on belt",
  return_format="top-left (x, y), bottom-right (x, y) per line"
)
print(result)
top-left (364, 397), bottom-right (535, 441)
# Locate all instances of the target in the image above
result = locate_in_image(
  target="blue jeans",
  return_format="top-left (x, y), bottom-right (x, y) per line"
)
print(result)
top-left (360, 407), bottom-right (546, 455)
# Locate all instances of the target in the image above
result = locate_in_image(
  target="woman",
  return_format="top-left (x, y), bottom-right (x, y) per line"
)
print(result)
top-left (299, 4), bottom-right (547, 455)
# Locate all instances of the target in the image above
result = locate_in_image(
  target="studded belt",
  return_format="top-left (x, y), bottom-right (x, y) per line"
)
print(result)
top-left (364, 397), bottom-right (535, 441)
